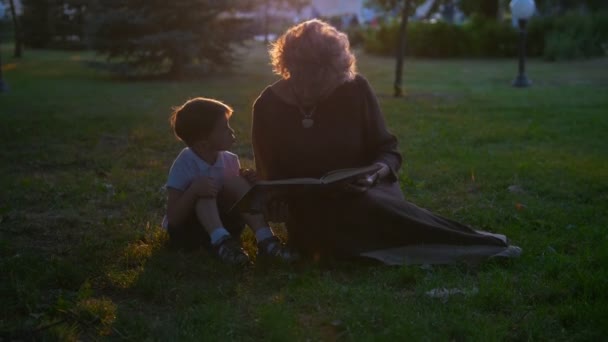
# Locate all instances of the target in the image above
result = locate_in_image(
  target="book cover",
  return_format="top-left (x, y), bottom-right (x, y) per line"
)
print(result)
top-left (231, 164), bottom-right (382, 213)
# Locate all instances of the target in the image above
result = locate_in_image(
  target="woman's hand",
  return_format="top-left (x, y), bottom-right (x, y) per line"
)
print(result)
top-left (190, 176), bottom-right (219, 198)
top-left (341, 162), bottom-right (389, 193)
top-left (239, 168), bottom-right (257, 184)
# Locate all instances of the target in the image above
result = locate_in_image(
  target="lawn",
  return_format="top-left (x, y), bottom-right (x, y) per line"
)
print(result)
top-left (1, 43), bottom-right (607, 340)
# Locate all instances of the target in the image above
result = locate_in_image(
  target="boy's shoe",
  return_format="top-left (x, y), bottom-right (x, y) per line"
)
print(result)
top-left (257, 236), bottom-right (300, 263)
top-left (213, 236), bottom-right (251, 266)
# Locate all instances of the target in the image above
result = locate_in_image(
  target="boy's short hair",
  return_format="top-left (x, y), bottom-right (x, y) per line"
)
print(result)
top-left (170, 97), bottom-right (233, 146)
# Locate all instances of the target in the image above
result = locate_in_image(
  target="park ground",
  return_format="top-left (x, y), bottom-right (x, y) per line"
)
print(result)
top-left (1, 43), bottom-right (607, 340)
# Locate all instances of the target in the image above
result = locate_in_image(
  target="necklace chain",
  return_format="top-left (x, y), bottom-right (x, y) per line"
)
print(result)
top-left (289, 80), bottom-right (317, 128)
top-left (298, 105), bottom-right (316, 118)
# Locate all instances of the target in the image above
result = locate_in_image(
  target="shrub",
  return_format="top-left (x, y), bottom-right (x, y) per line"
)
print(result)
top-left (363, 17), bottom-right (517, 58)
top-left (463, 15), bottom-right (518, 57)
top-left (363, 11), bottom-right (608, 60)
top-left (363, 21), bottom-right (400, 56)
top-left (544, 30), bottom-right (586, 60)
top-left (407, 21), bottom-right (471, 58)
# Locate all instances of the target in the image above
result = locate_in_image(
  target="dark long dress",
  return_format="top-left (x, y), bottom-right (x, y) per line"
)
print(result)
top-left (252, 75), bottom-right (520, 264)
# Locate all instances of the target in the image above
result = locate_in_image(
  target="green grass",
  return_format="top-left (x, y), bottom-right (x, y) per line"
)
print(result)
top-left (1, 43), bottom-right (607, 340)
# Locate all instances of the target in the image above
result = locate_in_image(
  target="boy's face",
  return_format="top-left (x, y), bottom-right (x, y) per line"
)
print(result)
top-left (205, 115), bottom-right (236, 151)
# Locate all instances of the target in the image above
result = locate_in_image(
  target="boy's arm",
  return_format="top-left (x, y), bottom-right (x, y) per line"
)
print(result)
top-left (166, 177), bottom-right (219, 227)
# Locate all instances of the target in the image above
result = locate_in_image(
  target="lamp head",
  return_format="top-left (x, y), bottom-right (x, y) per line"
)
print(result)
top-left (510, 0), bottom-right (535, 20)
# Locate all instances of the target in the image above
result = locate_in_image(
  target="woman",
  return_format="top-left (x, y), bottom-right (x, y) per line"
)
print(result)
top-left (251, 20), bottom-right (520, 265)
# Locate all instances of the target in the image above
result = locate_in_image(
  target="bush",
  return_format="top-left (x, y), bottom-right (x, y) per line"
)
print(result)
top-left (529, 11), bottom-right (608, 60)
top-left (363, 11), bottom-right (608, 60)
top-left (407, 21), bottom-right (471, 57)
top-left (363, 21), bottom-right (400, 56)
top-left (464, 15), bottom-right (518, 57)
top-left (544, 30), bottom-right (586, 60)
top-left (363, 17), bottom-right (517, 58)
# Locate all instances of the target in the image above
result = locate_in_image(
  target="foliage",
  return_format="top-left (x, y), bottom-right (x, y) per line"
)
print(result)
top-left (459, 0), bottom-right (500, 20)
top-left (0, 14), bottom-right (11, 42)
top-left (367, 0), bottom-right (425, 11)
top-left (464, 15), bottom-right (518, 57)
top-left (535, 0), bottom-right (608, 13)
top-left (88, 0), bottom-right (251, 78)
top-left (1, 45), bottom-right (607, 340)
top-left (363, 16), bottom-right (518, 58)
top-left (527, 11), bottom-right (608, 60)
top-left (20, 0), bottom-right (88, 49)
top-left (363, 12), bottom-right (608, 60)
top-left (20, 0), bottom-right (51, 48)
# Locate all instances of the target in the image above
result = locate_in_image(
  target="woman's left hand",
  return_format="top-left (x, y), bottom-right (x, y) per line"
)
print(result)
top-left (341, 162), bottom-right (389, 193)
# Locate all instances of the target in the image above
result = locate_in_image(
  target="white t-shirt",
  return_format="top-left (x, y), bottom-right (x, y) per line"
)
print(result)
top-left (162, 148), bottom-right (240, 229)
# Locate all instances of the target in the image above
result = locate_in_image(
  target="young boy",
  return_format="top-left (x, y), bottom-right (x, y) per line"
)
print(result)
top-left (163, 97), bottom-right (297, 265)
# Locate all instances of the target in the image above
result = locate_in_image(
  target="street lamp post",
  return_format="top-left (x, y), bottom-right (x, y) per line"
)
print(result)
top-left (510, 0), bottom-right (535, 88)
top-left (0, 1), bottom-right (7, 93)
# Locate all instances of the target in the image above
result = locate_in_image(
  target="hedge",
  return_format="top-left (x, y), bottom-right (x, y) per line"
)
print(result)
top-left (361, 11), bottom-right (608, 60)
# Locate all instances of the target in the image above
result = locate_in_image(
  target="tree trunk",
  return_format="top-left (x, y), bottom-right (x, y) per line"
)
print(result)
top-left (394, 0), bottom-right (409, 97)
top-left (8, 0), bottom-right (22, 58)
top-left (0, 34), bottom-right (7, 91)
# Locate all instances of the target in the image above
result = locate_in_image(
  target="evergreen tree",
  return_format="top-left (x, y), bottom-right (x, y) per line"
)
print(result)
top-left (459, 0), bottom-right (500, 20)
top-left (21, 0), bottom-right (54, 48)
top-left (21, 0), bottom-right (89, 49)
top-left (89, 0), bottom-right (251, 77)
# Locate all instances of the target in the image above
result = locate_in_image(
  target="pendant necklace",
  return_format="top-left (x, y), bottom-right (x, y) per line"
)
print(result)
top-left (290, 81), bottom-right (316, 129)
top-left (298, 105), bottom-right (316, 129)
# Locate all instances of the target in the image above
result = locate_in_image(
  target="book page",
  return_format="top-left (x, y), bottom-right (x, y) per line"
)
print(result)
top-left (256, 178), bottom-right (322, 186)
top-left (320, 164), bottom-right (382, 184)
top-left (230, 164), bottom-right (382, 212)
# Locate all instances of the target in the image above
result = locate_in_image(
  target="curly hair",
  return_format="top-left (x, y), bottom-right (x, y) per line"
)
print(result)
top-left (270, 19), bottom-right (356, 85)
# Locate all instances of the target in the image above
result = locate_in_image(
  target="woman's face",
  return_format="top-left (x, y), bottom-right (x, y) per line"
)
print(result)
top-left (290, 69), bottom-right (342, 105)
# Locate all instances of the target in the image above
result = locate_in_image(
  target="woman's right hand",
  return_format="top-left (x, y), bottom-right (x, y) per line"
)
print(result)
top-left (341, 162), bottom-right (388, 193)
top-left (341, 175), bottom-right (377, 193)
top-left (190, 176), bottom-right (219, 198)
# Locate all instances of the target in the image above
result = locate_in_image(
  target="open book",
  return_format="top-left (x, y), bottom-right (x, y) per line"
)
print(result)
top-left (231, 164), bottom-right (382, 212)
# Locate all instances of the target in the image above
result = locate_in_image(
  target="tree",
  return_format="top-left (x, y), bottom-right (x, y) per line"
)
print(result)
top-left (370, 0), bottom-right (424, 97)
top-left (534, 0), bottom-right (608, 13)
top-left (393, 0), bottom-right (411, 97)
top-left (0, 5), bottom-right (7, 92)
top-left (21, 0), bottom-right (89, 49)
top-left (89, 0), bottom-right (251, 78)
top-left (459, 0), bottom-right (500, 20)
top-left (8, 0), bottom-right (22, 57)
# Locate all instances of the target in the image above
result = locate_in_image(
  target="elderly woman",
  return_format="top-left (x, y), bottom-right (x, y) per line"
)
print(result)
top-left (251, 20), bottom-right (520, 264)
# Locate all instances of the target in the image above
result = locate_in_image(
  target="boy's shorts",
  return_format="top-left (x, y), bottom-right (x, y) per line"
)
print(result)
top-left (167, 210), bottom-right (245, 251)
